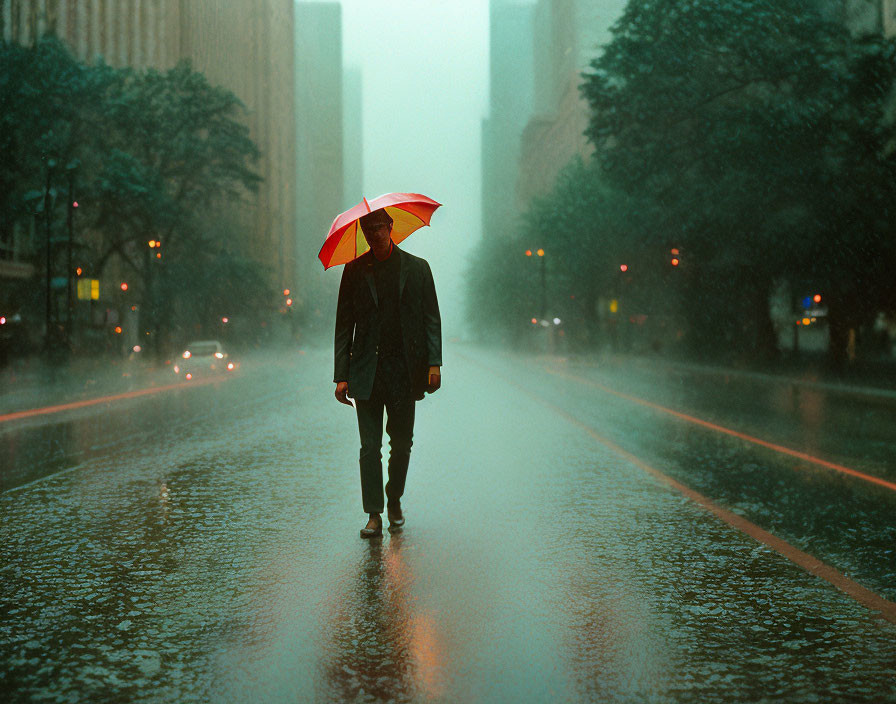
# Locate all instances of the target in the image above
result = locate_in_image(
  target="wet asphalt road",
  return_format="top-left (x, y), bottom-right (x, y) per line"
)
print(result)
top-left (1, 346), bottom-right (895, 703)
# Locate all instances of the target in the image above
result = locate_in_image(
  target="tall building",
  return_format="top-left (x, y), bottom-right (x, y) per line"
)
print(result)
top-left (481, 0), bottom-right (534, 240)
top-left (2, 0), bottom-right (177, 68)
top-left (177, 1), bottom-right (297, 295)
top-left (342, 66), bottom-right (363, 210)
top-left (294, 2), bottom-right (343, 322)
top-left (515, 0), bottom-right (626, 206)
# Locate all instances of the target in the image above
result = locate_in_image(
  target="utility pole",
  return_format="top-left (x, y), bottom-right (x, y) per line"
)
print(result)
top-left (44, 159), bottom-right (56, 354)
top-left (65, 164), bottom-right (77, 347)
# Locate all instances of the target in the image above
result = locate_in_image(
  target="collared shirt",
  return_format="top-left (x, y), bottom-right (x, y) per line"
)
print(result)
top-left (371, 246), bottom-right (404, 358)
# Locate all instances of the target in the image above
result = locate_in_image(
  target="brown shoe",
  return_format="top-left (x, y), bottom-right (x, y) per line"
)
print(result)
top-left (387, 502), bottom-right (405, 528)
top-left (360, 513), bottom-right (382, 539)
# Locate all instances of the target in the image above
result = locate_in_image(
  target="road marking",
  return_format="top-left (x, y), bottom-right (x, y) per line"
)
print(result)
top-left (1, 382), bottom-right (303, 494)
top-left (545, 366), bottom-right (896, 493)
top-left (0, 377), bottom-right (227, 425)
top-left (460, 352), bottom-right (896, 625)
top-left (563, 406), bottom-right (896, 625)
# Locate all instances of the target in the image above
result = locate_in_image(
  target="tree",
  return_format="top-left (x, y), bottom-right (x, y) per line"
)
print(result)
top-left (1, 38), bottom-right (267, 359)
top-left (0, 37), bottom-right (114, 351)
top-left (466, 158), bottom-right (648, 350)
top-left (88, 59), bottom-right (262, 355)
top-left (581, 0), bottom-right (896, 363)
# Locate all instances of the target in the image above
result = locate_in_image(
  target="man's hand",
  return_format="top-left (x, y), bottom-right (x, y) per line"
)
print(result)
top-left (426, 366), bottom-right (441, 394)
top-left (335, 381), bottom-right (353, 406)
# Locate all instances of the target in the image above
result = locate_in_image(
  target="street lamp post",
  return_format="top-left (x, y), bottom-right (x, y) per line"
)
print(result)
top-left (44, 160), bottom-right (56, 355)
top-left (525, 248), bottom-right (547, 320)
top-left (65, 160), bottom-right (79, 349)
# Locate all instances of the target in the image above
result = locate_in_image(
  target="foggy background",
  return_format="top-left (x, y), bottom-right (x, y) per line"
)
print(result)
top-left (337, 0), bottom-right (491, 338)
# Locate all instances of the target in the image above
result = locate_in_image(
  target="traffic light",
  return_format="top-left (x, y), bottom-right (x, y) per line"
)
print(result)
top-left (670, 248), bottom-right (680, 267)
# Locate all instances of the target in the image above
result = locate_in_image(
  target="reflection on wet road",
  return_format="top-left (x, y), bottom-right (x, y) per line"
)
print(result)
top-left (521, 354), bottom-right (896, 606)
top-left (2, 347), bottom-right (895, 702)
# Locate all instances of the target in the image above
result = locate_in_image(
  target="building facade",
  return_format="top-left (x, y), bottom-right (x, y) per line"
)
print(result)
top-left (481, 0), bottom-right (534, 240)
top-left (342, 65), bottom-right (363, 211)
top-left (178, 0), bottom-right (297, 295)
top-left (840, 0), bottom-right (896, 35)
top-left (515, 0), bottom-right (626, 207)
top-left (1, 0), bottom-right (298, 351)
top-left (294, 2), bottom-right (343, 325)
top-left (1, 0), bottom-right (182, 69)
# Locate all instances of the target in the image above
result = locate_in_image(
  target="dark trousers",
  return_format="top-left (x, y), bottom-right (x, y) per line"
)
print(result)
top-left (355, 356), bottom-right (416, 514)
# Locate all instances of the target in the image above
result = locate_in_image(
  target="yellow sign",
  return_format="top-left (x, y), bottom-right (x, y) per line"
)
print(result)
top-left (610, 299), bottom-right (619, 314)
top-left (77, 278), bottom-right (99, 301)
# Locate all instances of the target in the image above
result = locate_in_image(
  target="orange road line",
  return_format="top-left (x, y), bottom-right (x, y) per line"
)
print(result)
top-left (546, 366), bottom-right (896, 493)
top-left (471, 358), bottom-right (896, 624)
top-left (555, 402), bottom-right (896, 625)
top-left (459, 352), bottom-right (896, 624)
top-left (0, 377), bottom-right (225, 424)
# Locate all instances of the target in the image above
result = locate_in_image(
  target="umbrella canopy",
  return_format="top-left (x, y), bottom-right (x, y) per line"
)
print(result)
top-left (318, 192), bottom-right (441, 269)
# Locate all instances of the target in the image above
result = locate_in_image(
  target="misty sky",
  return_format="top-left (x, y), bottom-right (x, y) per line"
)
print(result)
top-left (333, 0), bottom-right (491, 337)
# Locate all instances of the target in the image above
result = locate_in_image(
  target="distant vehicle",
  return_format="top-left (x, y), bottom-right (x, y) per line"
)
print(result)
top-left (173, 340), bottom-right (236, 380)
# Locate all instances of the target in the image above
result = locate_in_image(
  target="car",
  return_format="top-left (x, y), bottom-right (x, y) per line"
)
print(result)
top-left (173, 340), bottom-right (236, 379)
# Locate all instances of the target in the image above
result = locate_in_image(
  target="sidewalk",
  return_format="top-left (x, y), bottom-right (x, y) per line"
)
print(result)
top-left (644, 355), bottom-right (896, 402)
top-left (539, 346), bottom-right (896, 402)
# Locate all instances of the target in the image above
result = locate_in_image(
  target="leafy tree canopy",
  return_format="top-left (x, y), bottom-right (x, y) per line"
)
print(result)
top-left (579, 0), bottom-right (896, 358)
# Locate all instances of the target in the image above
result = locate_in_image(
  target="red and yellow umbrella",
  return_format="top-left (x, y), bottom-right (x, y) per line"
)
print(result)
top-left (318, 192), bottom-right (441, 269)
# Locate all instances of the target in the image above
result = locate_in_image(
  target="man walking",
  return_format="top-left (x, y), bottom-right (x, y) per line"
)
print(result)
top-left (333, 207), bottom-right (442, 538)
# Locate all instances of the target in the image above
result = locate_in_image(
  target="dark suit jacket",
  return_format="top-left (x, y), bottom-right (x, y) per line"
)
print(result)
top-left (334, 246), bottom-right (442, 401)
